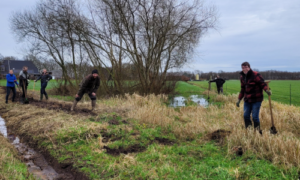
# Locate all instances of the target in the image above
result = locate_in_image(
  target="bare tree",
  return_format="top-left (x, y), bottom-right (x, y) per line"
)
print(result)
top-left (10, 0), bottom-right (86, 85)
top-left (81, 0), bottom-right (218, 94)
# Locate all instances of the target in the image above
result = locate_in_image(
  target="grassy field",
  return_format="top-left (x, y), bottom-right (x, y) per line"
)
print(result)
top-left (1, 87), bottom-right (300, 179)
top-left (187, 80), bottom-right (300, 106)
top-left (0, 79), bottom-right (58, 91)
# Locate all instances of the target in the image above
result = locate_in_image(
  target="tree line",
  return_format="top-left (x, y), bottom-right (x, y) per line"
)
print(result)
top-left (175, 70), bottom-right (300, 80)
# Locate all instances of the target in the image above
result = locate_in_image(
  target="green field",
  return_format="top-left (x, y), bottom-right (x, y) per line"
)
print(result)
top-left (0, 79), bottom-right (58, 91)
top-left (186, 80), bottom-right (300, 106)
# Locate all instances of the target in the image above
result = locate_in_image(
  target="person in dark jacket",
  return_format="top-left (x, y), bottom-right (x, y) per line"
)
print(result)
top-left (236, 62), bottom-right (272, 131)
top-left (71, 69), bottom-right (100, 111)
top-left (34, 69), bottom-right (52, 101)
top-left (6, 70), bottom-right (19, 104)
top-left (19, 66), bottom-right (30, 103)
top-left (209, 75), bottom-right (225, 94)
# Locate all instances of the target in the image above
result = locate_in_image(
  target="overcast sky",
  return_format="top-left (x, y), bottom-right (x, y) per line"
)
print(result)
top-left (1, 0), bottom-right (299, 72)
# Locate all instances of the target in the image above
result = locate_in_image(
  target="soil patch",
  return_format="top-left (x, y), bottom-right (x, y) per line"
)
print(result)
top-left (155, 137), bottom-right (176, 145)
top-left (232, 146), bottom-right (243, 156)
top-left (108, 119), bottom-right (120, 125)
top-left (206, 129), bottom-right (231, 143)
top-left (2, 86), bottom-right (96, 116)
top-left (104, 144), bottom-right (147, 156)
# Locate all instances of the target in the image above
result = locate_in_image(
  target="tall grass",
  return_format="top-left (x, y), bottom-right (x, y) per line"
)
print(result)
top-left (2, 86), bottom-right (300, 172)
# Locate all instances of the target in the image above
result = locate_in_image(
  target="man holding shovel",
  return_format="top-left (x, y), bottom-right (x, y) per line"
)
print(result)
top-left (19, 66), bottom-right (31, 104)
top-left (71, 69), bottom-right (100, 111)
top-left (34, 69), bottom-right (52, 101)
top-left (5, 70), bottom-right (19, 104)
top-left (209, 75), bottom-right (225, 94)
top-left (236, 62), bottom-right (272, 131)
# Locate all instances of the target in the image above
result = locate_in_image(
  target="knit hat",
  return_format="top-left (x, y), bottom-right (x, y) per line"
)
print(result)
top-left (92, 69), bottom-right (99, 74)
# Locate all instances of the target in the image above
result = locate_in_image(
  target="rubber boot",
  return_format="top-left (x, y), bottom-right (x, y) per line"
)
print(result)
top-left (254, 122), bottom-right (262, 135)
top-left (245, 121), bottom-right (252, 129)
top-left (71, 100), bottom-right (78, 111)
top-left (91, 100), bottom-right (96, 111)
top-left (45, 94), bottom-right (48, 100)
top-left (40, 94), bottom-right (43, 101)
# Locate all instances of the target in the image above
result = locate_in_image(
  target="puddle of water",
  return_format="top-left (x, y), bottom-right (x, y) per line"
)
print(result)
top-left (169, 95), bottom-right (208, 107)
top-left (169, 96), bottom-right (186, 107)
top-left (0, 116), bottom-right (60, 180)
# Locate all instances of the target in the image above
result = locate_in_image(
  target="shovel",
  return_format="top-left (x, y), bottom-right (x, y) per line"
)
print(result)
top-left (22, 80), bottom-right (29, 104)
top-left (31, 81), bottom-right (36, 96)
top-left (207, 81), bottom-right (211, 100)
top-left (265, 80), bottom-right (277, 134)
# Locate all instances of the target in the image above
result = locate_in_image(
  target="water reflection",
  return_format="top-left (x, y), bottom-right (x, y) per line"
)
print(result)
top-left (169, 95), bottom-right (208, 107)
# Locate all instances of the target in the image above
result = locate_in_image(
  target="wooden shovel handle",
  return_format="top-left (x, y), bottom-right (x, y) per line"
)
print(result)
top-left (265, 81), bottom-right (274, 126)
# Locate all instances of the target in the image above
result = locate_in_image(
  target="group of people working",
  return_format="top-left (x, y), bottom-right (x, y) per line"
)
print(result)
top-left (6, 67), bottom-right (100, 111)
top-left (5, 62), bottom-right (271, 131)
top-left (5, 66), bottom-right (52, 104)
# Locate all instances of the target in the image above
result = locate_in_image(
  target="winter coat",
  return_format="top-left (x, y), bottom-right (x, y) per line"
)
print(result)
top-left (210, 78), bottom-right (225, 87)
top-left (238, 69), bottom-right (268, 103)
top-left (77, 75), bottom-right (100, 95)
top-left (6, 74), bottom-right (18, 87)
top-left (36, 72), bottom-right (52, 84)
top-left (19, 70), bottom-right (30, 87)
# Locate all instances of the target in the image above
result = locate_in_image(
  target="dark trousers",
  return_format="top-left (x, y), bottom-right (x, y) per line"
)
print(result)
top-left (75, 91), bottom-right (96, 102)
top-left (6, 86), bottom-right (16, 102)
top-left (244, 101), bottom-right (262, 127)
top-left (41, 82), bottom-right (48, 96)
top-left (217, 86), bottom-right (223, 94)
top-left (21, 85), bottom-right (27, 98)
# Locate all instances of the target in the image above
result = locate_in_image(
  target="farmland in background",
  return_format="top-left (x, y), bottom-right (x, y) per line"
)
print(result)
top-left (188, 80), bottom-right (300, 106)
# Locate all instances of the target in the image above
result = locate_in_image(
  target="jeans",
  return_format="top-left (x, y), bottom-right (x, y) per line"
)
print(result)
top-left (6, 86), bottom-right (16, 102)
top-left (41, 82), bottom-right (48, 96)
top-left (244, 101), bottom-right (262, 126)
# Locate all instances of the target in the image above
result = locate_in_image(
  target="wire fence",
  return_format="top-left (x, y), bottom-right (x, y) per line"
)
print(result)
top-left (221, 82), bottom-right (300, 106)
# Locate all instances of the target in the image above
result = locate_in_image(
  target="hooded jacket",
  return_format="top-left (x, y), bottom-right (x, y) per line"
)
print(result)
top-left (77, 75), bottom-right (100, 95)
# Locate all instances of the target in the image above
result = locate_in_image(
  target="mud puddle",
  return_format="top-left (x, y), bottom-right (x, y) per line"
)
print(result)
top-left (0, 116), bottom-right (61, 180)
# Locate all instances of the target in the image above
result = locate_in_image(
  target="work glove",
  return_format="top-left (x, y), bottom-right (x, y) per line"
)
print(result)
top-left (236, 99), bottom-right (241, 107)
top-left (266, 90), bottom-right (272, 96)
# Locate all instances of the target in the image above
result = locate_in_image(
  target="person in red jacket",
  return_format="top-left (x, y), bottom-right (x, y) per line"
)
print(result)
top-left (236, 62), bottom-right (271, 131)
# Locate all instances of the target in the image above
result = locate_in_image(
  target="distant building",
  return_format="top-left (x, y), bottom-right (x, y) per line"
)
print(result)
top-left (49, 69), bottom-right (63, 79)
top-left (1, 60), bottom-right (39, 77)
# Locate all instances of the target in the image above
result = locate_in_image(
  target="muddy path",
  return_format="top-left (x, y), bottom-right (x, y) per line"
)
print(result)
top-left (1, 86), bottom-right (97, 116)
top-left (1, 116), bottom-right (89, 180)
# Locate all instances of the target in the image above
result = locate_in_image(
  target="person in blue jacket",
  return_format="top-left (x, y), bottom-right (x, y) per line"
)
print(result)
top-left (35, 69), bottom-right (52, 101)
top-left (6, 70), bottom-right (19, 104)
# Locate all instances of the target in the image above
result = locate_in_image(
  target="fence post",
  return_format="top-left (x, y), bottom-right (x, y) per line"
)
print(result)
top-left (290, 84), bottom-right (291, 105)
